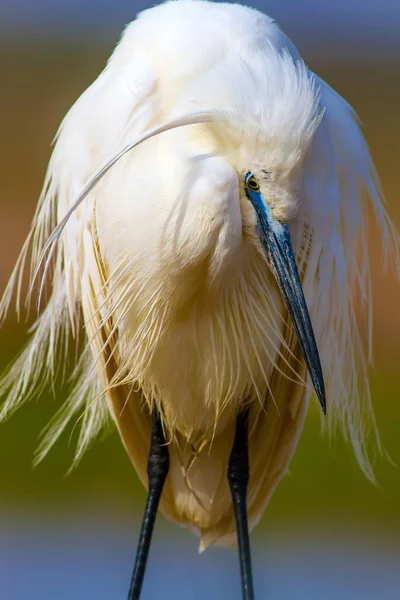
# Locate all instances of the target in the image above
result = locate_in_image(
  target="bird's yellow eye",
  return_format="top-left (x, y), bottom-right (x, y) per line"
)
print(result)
top-left (245, 175), bottom-right (260, 192)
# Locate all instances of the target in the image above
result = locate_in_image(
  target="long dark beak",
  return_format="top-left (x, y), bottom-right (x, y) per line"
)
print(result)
top-left (245, 175), bottom-right (326, 414)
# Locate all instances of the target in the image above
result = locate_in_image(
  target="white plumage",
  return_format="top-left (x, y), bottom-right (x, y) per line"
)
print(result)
top-left (1, 0), bottom-right (398, 550)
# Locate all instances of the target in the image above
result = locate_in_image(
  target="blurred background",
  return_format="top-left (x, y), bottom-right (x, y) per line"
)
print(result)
top-left (0, 1), bottom-right (399, 598)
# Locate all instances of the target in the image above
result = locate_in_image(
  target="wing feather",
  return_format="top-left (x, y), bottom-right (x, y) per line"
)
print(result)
top-left (299, 76), bottom-right (400, 479)
top-left (0, 55), bottom-right (157, 459)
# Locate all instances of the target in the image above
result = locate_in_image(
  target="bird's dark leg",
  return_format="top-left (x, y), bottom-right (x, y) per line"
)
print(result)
top-left (127, 407), bottom-right (169, 600)
top-left (228, 408), bottom-right (255, 600)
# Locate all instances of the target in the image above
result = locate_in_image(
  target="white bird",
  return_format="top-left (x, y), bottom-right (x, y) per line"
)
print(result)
top-left (1, 1), bottom-right (399, 598)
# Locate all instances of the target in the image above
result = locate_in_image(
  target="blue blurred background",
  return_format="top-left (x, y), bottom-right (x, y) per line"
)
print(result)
top-left (1, 1), bottom-right (399, 598)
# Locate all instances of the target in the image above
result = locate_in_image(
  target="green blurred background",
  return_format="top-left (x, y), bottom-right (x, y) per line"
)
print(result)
top-left (0, 1), bottom-right (399, 598)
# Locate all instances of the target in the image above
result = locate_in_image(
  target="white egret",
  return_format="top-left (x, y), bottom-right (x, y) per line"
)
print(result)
top-left (1, 1), bottom-right (399, 599)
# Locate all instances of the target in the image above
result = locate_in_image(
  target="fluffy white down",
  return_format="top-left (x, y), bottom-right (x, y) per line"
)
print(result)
top-left (1, 0), bottom-right (399, 509)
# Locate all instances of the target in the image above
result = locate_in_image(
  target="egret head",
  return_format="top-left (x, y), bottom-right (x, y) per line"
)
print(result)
top-left (181, 51), bottom-right (327, 410)
top-left (189, 51), bottom-right (326, 411)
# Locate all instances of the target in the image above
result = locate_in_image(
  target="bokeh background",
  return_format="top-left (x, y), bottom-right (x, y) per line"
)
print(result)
top-left (1, 1), bottom-right (399, 598)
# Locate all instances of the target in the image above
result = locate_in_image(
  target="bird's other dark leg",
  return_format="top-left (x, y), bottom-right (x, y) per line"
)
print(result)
top-left (127, 407), bottom-right (169, 600)
top-left (228, 407), bottom-right (255, 600)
